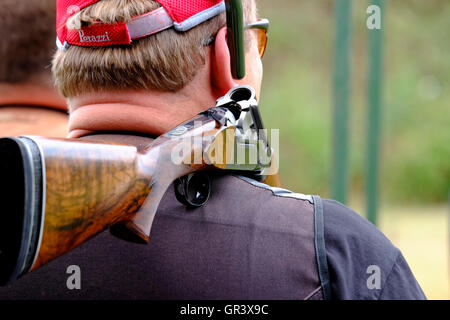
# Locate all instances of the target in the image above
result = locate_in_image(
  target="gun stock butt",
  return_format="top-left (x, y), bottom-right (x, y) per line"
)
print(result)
top-left (0, 136), bottom-right (154, 283)
top-left (0, 137), bottom-right (43, 285)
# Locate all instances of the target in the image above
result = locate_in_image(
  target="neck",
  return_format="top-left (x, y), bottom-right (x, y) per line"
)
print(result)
top-left (67, 86), bottom-right (216, 138)
top-left (0, 81), bottom-right (66, 111)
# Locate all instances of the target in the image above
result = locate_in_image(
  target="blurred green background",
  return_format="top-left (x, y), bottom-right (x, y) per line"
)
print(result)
top-left (258, 0), bottom-right (449, 299)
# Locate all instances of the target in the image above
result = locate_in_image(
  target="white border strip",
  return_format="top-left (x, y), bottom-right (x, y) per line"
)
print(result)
top-left (127, 7), bottom-right (174, 40)
top-left (56, 37), bottom-right (70, 51)
top-left (237, 175), bottom-right (314, 204)
top-left (173, 1), bottom-right (226, 32)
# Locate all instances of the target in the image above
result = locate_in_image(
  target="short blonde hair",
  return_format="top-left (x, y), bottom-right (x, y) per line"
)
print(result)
top-left (52, 0), bottom-right (256, 98)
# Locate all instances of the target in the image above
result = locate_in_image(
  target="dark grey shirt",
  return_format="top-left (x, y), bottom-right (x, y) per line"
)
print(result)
top-left (322, 199), bottom-right (426, 299)
top-left (0, 174), bottom-right (426, 300)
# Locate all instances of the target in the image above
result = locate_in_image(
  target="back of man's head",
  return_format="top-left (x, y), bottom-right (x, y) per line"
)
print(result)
top-left (0, 0), bottom-right (56, 83)
top-left (53, 0), bottom-right (256, 98)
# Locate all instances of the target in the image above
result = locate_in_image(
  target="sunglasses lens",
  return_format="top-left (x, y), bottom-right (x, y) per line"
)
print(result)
top-left (255, 29), bottom-right (268, 58)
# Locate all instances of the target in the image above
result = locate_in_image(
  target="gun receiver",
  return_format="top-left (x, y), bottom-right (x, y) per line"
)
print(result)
top-left (0, 86), bottom-right (279, 285)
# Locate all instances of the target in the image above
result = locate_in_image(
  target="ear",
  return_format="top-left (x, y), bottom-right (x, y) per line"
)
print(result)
top-left (211, 27), bottom-right (238, 97)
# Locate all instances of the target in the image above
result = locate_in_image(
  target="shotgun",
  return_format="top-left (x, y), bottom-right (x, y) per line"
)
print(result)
top-left (0, 85), bottom-right (280, 286)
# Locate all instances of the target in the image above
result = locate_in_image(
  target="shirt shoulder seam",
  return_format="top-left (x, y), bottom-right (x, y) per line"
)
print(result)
top-left (376, 249), bottom-right (401, 300)
top-left (233, 175), bottom-right (314, 204)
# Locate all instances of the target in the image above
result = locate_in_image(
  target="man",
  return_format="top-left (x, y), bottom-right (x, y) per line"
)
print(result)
top-left (0, 0), bottom-right (425, 300)
top-left (0, 0), bottom-right (67, 137)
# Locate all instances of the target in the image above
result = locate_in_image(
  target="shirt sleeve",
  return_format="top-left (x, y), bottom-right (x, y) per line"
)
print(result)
top-left (322, 199), bottom-right (426, 300)
top-left (378, 251), bottom-right (426, 300)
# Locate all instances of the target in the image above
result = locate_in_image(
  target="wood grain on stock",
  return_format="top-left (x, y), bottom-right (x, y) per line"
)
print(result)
top-left (30, 137), bottom-right (153, 270)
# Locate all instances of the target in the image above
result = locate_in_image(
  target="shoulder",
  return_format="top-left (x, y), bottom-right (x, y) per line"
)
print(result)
top-left (160, 173), bottom-right (317, 238)
top-left (321, 199), bottom-right (397, 256)
top-left (320, 199), bottom-right (425, 299)
top-left (219, 174), bottom-right (318, 233)
top-left (155, 174), bottom-right (324, 299)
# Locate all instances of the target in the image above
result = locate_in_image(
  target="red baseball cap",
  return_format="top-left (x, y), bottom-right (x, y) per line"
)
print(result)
top-left (56, 0), bottom-right (225, 50)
